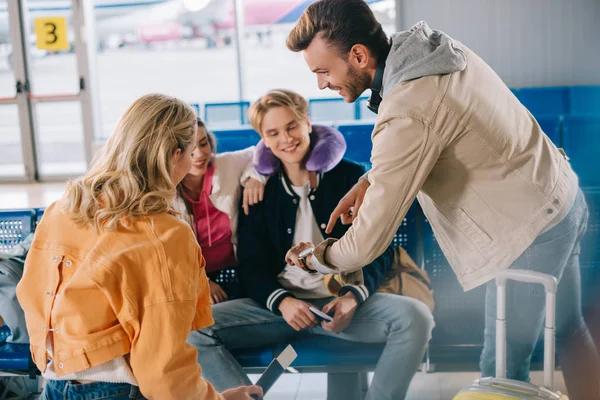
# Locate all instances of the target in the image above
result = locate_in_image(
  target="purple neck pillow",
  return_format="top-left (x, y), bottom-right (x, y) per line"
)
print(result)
top-left (253, 124), bottom-right (347, 176)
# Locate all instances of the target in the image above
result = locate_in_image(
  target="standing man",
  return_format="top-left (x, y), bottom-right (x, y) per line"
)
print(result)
top-left (284, 0), bottom-right (600, 398)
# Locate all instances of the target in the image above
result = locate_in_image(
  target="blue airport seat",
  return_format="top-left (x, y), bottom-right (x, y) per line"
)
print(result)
top-left (391, 201), bottom-right (422, 266)
top-left (0, 343), bottom-right (31, 371)
top-left (0, 210), bottom-right (35, 253)
top-left (234, 336), bottom-right (384, 370)
top-left (0, 323), bottom-right (32, 375)
top-left (535, 114), bottom-right (562, 146)
top-left (309, 98), bottom-right (357, 122)
top-left (422, 219), bottom-right (486, 364)
top-left (510, 88), bottom-right (520, 99)
top-left (519, 86), bottom-right (570, 117)
top-left (357, 96), bottom-right (376, 120)
top-left (212, 128), bottom-right (259, 153)
top-left (233, 337), bottom-right (381, 398)
top-left (336, 123), bottom-right (373, 164)
top-left (231, 346), bottom-right (274, 370)
top-left (35, 208), bottom-right (45, 227)
top-left (562, 115), bottom-right (600, 187)
top-left (0, 326), bottom-right (10, 345)
top-left (569, 86), bottom-right (600, 115)
top-left (0, 209), bottom-right (39, 377)
top-left (204, 102), bottom-right (250, 127)
top-left (421, 219), bottom-right (549, 366)
top-left (581, 189), bottom-right (600, 309)
top-left (581, 189), bottom-right (600, 352)
top-left (189, 103), bottom-right (201, 117)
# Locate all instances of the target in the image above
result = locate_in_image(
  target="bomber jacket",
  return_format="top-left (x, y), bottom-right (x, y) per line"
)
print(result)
top-left (237, 159), bottom-right (395, 313)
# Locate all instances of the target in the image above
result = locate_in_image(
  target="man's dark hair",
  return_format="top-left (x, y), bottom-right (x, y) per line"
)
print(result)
top-left (286, 0), bottom-right (390, 60)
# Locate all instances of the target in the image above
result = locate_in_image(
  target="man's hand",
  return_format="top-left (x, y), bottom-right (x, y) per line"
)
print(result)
top-left (284, 241), bottom-right (315, 271)
top-left (242, 178), bottom-right (265, 215)
top-left (321, 292), bottom-right (359, 333)
top-left (221, 385), bottom-right (263, 400)
top-left (278, 297), bottom-right (319, 331)
top-left (326, 178), bottom-right (370, 233)
top-left (208, 280), bottom-right (228, 305)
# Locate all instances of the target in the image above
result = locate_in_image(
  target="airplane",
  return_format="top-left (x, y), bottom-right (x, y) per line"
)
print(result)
top-left (0, 0), bottom-right (390, 66)
top-left (135, 0), bottom-right (388, 45)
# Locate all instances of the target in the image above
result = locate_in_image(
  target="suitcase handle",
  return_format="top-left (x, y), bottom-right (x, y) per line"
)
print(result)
top-left (495, 270), bottom-right (558, 390)
top-left (496, 270), bottom-right (558, 293)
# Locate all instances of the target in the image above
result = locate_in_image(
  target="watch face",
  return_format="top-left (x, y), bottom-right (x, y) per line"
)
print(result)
top-left (299, 247), bottom-right (314, 259)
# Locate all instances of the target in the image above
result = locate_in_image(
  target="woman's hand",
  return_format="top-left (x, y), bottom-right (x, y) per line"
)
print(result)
top-left (208, 280), bottom-right (228, 305)
top-left (221, 385), bottom-right (263, 400)
top-left (242, 178), bottom-right (265, 215)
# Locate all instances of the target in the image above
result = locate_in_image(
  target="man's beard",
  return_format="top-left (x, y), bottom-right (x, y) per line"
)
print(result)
top-left (343, 65), bottom-right (372, 103)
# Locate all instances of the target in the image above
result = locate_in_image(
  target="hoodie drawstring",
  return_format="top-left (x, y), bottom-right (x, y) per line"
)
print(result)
top-left (202, 190), bottom-right (212, 247)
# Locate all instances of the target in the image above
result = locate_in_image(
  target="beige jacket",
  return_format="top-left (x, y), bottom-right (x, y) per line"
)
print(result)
top-left (314, 40), bottom-right (578, 291)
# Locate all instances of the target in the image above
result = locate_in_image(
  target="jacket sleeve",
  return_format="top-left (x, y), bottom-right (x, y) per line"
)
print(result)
top-left (337, 245), bottom-right (395, 304)
top-left (217, 147), bottom-right (268, 186)
top-left (237, 197), bottom-right (294, 314)
top-left (124, 300), bottom-right (223, 400)
top-left (313, 115), bottom-right (442, 282)
top-left (332, 162), bottom-right (396, 303)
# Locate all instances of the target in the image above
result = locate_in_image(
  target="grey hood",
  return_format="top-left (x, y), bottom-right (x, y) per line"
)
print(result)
top-left (381, 21), bottom-right (467, 97)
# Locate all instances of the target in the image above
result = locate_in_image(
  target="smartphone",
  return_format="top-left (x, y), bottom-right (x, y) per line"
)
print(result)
top-left (309, 306), bottom-right (334, 322)
top-left (252, 345), bottom-right (297, 399)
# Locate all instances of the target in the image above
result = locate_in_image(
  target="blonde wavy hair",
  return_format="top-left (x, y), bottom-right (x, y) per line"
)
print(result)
top-left (63, 93), bottom-right (197, 231)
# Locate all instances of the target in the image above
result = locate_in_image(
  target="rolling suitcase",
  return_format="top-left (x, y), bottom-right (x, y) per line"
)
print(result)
top-left (453, 269), bottom-right (569, 400)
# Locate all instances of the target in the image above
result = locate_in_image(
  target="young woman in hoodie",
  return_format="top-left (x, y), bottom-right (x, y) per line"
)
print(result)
top-left (173, 119), bottom-right (267, 304)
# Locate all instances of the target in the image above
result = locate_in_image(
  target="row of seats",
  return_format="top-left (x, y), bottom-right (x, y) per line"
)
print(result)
top-left (1, 187), bottom-right (598, 379)
top-left (0, 205), bottom-right (418, 382)
top-left (189, 98), bottom-right (373, 127)
top-left (192, 85), bottom-right (600, 127)
top-left (514, 85), bottom-right (600, 117)
top-left (212, 115), bottom-right (600, 187)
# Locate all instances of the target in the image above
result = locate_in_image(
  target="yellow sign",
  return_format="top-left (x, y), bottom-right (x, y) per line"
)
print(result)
top-left (34, 17), bottom-right (69, 51)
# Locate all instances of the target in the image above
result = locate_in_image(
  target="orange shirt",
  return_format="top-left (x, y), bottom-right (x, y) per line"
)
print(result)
top-left (16, 201), bottom-right (223, 400)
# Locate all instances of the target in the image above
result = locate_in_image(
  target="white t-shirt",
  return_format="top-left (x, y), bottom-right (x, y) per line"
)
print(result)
top-left (277, 183), bottom-right (331, 299)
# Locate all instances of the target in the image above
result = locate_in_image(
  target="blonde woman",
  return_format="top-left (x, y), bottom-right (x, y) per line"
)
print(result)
top-left (16, 94), bottom-right (262, 400)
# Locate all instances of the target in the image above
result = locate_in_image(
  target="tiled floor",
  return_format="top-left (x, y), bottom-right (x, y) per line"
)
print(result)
top-left (2, 183), bottom-right (571, 399)
top-left (20, 371), bottom-right (567, 400)
top-left (249, 370), bottom-right (567, 399)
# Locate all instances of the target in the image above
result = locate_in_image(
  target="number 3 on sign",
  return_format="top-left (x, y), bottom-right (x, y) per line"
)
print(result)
top-left (34, 17), bottom-right (69, 51)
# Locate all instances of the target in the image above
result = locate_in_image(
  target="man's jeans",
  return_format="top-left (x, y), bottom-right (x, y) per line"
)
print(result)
top-left (188, 293), bottom-right (434, 400)
top-left (480, 189), bottom-right (600, 399)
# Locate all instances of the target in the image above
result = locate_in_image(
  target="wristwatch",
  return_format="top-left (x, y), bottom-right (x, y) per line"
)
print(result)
top-left (298, 247), bottom-right (318, 274)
